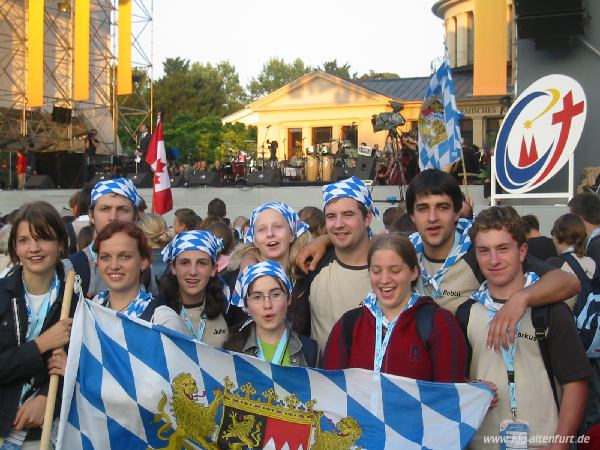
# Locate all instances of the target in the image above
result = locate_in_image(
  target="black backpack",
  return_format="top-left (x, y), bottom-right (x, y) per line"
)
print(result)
top-left (455, 300), bottom-right (559, 409)
top-left (560, 252), bottom-right (600, 358)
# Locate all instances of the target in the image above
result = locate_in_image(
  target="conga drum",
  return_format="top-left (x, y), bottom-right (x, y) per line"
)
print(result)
top-left (306, 156), bottom-right (318, 182)
top-left (321, 155), bottom-right (334, 182)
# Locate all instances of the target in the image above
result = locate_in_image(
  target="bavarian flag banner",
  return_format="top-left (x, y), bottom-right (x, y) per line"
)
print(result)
top-left (418, 60), bottom-right (463, 170)
top-left (57, 300), bottom-right (492, 450)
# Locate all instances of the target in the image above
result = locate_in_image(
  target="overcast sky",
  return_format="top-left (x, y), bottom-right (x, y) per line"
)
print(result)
top-left (150, 0), bottom-right (444, 84)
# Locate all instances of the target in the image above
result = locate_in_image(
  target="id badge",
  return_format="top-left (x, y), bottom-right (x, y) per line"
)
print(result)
top-left (499, 420), bottom-right (529, 450)
top-left (0, 429), bottom-right (27, 450)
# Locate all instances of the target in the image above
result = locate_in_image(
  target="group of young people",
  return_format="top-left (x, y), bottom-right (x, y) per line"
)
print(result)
top-left (1, 169), bottom-right (599, 449)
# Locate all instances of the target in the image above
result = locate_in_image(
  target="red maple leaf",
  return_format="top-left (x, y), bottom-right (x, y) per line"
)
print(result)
top-left (154, 158), bottom-right (166, 185)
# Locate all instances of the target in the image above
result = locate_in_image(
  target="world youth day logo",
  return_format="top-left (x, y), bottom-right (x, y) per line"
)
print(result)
top-left (495, 75), bottom-right (586, 193)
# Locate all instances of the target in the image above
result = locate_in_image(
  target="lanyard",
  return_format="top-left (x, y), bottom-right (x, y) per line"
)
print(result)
top-left (22, 273), bottom-right (59, 342)
top-left (180, 306), bottom-right (206, 340)
top-left (256, 328), bottom-right (289, 364)
top-left (487, 309), bottom-right (520, 420)
top-left (586, 227), bottom-right (600, 253)
top-left (373, 291), bottom-right (421, 373)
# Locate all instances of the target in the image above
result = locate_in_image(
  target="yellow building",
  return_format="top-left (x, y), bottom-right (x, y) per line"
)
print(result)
top-left (224, 0), bottom-right (514, 160)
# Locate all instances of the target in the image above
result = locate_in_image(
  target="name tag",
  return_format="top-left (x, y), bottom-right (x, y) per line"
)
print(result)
top-left (499, 420), bottom-right (528, 450)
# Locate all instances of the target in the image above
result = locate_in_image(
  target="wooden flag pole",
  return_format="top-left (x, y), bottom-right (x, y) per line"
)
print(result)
top-left (39, 270), bottom-right (76, 450)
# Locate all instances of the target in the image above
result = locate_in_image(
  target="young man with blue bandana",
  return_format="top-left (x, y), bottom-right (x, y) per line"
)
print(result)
top-left (297, 169), bottom-right (579, 351)
top-left (458, 206), bottom-right (590, 449)
top-left (292, 176), bottom-right (379, 352)
top-left (63, 178), bottom-right (157, 298)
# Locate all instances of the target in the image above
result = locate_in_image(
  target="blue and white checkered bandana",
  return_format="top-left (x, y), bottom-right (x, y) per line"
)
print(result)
top-left (244, 202), bottom-right (309, 244)
top-left (472, 272), bottom-right (539, 314)
top-left (410, 218), bottom-right (472, 298)
top-left (322, 176), bottom-right (380, 218)
top-left (162, 230), bottom-right (223, 264)
top-left (92, 288), bottom-right (153, 320)
top-left (363, 290), bottom-right (422, 319)
top-left (230, 260), bottom-right (292, 312)
top-left (90, 177), bottom-right (142, 208)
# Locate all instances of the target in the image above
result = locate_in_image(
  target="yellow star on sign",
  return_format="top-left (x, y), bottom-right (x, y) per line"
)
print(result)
top-left (523, 119), bottom-right (533, 129)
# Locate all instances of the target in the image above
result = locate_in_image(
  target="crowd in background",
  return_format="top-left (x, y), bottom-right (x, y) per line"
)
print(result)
top-left (1, 171), bottom-right (600, 449)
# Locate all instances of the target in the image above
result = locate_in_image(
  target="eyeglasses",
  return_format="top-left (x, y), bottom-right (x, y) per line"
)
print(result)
top-left (247, 289), bottom-right (286, 304)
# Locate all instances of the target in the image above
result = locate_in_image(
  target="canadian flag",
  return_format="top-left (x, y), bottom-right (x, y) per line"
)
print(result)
top-left (145, 117), bottom-right (173, 215)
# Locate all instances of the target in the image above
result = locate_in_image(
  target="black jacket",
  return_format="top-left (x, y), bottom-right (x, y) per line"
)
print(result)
top-left (0, 263), bottom-right (77, 439)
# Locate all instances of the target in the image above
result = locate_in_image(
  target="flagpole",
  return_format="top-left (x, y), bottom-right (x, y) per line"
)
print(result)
top-left (40, 270), bottom-right (76, 450)
top-left (459, 145), bottom-right (470, 199)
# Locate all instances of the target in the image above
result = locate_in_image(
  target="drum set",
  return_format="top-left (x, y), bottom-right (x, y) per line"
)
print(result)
top-left (219, 140), bottom-right (359, 184)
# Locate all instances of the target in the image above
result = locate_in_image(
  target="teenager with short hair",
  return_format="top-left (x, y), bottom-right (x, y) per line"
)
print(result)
top-left (458, 206), bottom-right (590, 449)
top-left (64, 178), bottom-right (153, 298)
top-left (568, 192), bottom-right (600, 261)
top-left (291, 176), bottom-right (378, 352)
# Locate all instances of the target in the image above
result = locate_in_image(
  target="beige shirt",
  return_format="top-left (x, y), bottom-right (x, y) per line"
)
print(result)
top-left (419, 255), bottom-right (481, 315)
top-left (309, 257), bottom-right (371, 353)
top-left (182, 306), bottom-right (229, 348)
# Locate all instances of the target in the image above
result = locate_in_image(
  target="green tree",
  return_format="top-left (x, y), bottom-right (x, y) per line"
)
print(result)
top-left (357, 70), bottom-right (400, 80)
top-left (320, 59), bottom-right (354, 79)
top-left (247, 57), bottom-right (312, 101)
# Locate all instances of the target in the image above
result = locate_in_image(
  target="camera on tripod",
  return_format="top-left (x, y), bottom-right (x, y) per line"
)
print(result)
top-left (371, 101), bottom-right (406, 133)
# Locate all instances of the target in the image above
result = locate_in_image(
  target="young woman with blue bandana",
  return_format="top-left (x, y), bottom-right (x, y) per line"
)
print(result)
top-left (322, 232), bottom-right (467, 381)
top-left (0, 202), bottom-right (77, 447)
top-left (159, 230), bottom-right (230, 348)
top-left (91, 222), bottom-right (188, 335)
top-left (241, 202), bottom-right (310, 280)
top-left (223, 261), bottom-right (318, 367)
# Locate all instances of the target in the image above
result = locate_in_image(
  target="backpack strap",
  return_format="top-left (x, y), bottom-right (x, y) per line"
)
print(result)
top-left (341, 307), bottom-right (363, 353)
top-left (65, 221), bottom-right (77, 255)
top-left (561, 252), bottom-right (590, 282)
top-left (531, 306), bottom-right (560, 410)
top-left (415, 302), bottom-right (437, 352)
top-left (298, 334), bottom-right (318, 368)
top-left (455, 299), bottom-right (476, 378)
top-left (68, 250), bottom-right (91, 296)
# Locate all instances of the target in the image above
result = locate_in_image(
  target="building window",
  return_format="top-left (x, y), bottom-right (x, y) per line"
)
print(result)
top-left (287, 128), bottom-right (303, 159)
top-left (460, 118), bottom-right (473, 147)
top-left (312, 127), bottom-right (332, 145)
top-left (341, 125), bottom-right (358, 147)
top-left (485, 118), bottom-right (502, 149)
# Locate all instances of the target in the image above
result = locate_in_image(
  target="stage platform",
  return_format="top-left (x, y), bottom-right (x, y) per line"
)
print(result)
top-left (0, 184), bottom-right (569, 235)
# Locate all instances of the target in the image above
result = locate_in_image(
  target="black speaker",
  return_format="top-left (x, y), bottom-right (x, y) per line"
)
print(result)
top-left (247, 169), bottom-right (278, 186)
top-left (25, 175), bottom-right (55, 189)
top-left (170, 173), bottom-right (186, 187)
top-left (515, 0), bottom-right (585, 40)
top-left (334, 166), bottom-right (353, 181)
top-left (188, 171), bottom-right (219, 187)
top-left (514, 0), bottom-right (583, 17)
top-left (51, 106), bottom-right (72, 124)
top-left (86, 173), bottom-right (113, 187)
top-left (126, 172), bottom-right (153, 188)
top-left (352, 156), bottom-right (377, 180)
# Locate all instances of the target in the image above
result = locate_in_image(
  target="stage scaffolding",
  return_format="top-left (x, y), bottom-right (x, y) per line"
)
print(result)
top-left (0, 0), bottom-right (152, 156)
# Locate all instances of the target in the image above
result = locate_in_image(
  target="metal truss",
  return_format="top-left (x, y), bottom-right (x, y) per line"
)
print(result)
top-left (0, 0), bottom-right (153, 155)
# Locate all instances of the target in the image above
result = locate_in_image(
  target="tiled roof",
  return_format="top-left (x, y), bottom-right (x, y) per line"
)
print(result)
top-left (355, 71), bottom-right (473, 101)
